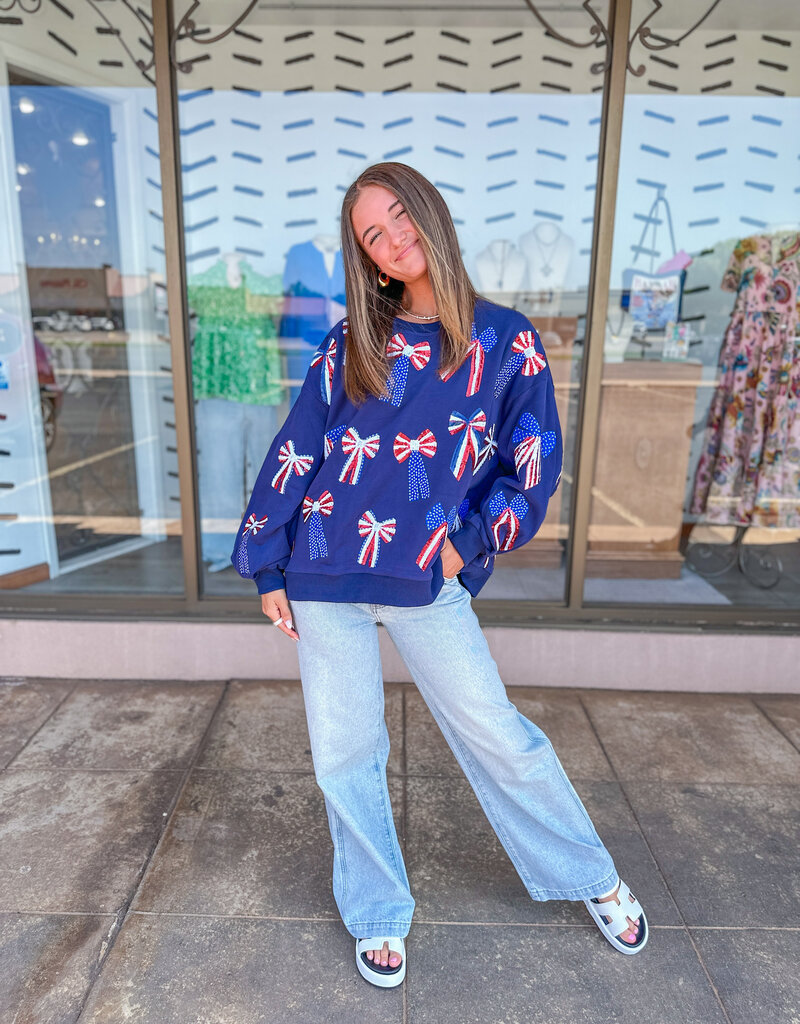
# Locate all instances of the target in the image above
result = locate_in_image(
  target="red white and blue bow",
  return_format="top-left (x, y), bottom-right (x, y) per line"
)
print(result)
top-left (357, 510), bottom-right (397, 567)
top-left (489, 491), bottom-right (530, 552)
top-left (381, 333), bottom-right (431, 407)
top-left (243, 513), bottom-right (268, 536)
top-left (310, 335), bottom-right (337, 403)
top-left (271, 439), bottom-right (314, 494)
top-left (448, 408), bottom-right (487, 480)
top-left (494, 329), bottom-right (547, 397)
top-left (301, 490), bottom-right (334, 560)
top-left (324, 424), bottom-right (348, 460)
top-left (393, 428), bottom-right (437, 501)
top-left (474, 424), bottom-right (498, 474)
top-left (440, 323), bottom-right (499, 396)
top-left (511, 413), bottom-right (558, 489)
top-left (339, 427), bottom-right (381, 485)
top-left (416, 502), bottom-right (458, 571)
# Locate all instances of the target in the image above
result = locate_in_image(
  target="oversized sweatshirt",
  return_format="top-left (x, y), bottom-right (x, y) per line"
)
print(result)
top-left (232, 297), bottom-right (563, 605)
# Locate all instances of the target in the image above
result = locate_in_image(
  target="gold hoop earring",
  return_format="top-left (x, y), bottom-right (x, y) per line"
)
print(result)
top-left (377, 270), bottom-right (390, 288)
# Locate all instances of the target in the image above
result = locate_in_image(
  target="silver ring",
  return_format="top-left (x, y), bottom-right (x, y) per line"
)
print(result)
top-left (271, 617), bottom-right (284, 627)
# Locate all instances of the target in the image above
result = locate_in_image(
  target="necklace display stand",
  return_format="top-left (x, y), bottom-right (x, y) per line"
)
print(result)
top-left (475, 240), bottom-right (527, 301)
top-left (519, 223), bottom-right (574, 313)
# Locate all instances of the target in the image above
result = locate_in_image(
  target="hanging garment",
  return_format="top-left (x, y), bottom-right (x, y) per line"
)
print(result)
top-left (188, 279), bottom-right (283, 406)
top-left (278, 241), bottom-right (347, 405)
top-left (690, 231), bottom-right (800, 528)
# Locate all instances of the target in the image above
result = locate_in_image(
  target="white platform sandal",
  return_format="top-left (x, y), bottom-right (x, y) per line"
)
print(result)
top-left (584, 879), bottom-right (649, 955)
top-left (355, 937), bottom-right (406, 988)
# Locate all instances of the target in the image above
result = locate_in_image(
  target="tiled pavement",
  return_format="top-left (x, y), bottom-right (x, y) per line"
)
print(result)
top-left (1, 677), bottom-right (799, 1024)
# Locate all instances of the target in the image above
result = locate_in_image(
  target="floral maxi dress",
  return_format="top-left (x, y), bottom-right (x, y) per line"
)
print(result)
top-left (690, 231), bottom-right (800, 529)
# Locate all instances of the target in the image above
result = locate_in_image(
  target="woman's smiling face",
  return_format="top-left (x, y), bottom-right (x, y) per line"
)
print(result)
top-left (350, 184), bottom-right (428, 284)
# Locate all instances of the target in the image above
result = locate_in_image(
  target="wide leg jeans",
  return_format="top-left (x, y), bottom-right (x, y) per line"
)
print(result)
top-left (291, 574), bottom-right (618, 939)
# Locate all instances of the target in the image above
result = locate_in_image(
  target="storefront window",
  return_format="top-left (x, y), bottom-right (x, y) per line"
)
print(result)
top-left (584, 0), bottom-right (800, 609)
top-left (0, 5), bottom-right (183, 595)
top-left (173, 2), bottom-right (611, 601)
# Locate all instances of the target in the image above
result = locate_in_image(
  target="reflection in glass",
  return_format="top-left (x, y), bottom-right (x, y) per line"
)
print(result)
top-left (0, 7), bottom-right (181, 595)
top-left (585, 0), bottom-right (800, 608)
top-left (172, 5), bottom-right (610, 599)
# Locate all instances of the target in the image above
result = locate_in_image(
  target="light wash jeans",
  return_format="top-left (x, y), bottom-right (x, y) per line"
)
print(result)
top-left (195, 398), bottom-right (279, 570)
top-left (291, 574), bottom-right (619, 939)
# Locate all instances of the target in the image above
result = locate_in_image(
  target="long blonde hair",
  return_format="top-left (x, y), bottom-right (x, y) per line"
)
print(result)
top-left (339, 162), bottom-right (478, 404)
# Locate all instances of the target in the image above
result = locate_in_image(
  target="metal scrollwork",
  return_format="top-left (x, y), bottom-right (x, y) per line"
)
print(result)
top-left (522, 0), bottom-right (612, 74)
top-left (171, 1), bottom-right (260, 73)
top-left (85, 0), bottom-right (158, 84)
top-left (627, 0), bottom-right (725, 76)
top-left (0, 0), bottom-right (43, 10)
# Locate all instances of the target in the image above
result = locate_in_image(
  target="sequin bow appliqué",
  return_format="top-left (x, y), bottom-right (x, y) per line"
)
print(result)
top-left (271, 440), bottom-right (314, 494)
top-left (448, 408), bottom-right (487, 480)
top-left (495, 329), bottom-right (547, 398)
top-left (357, 510), bottom-right (397, 567)
top-left (511, 413), bottom-right (557, 489)
top-left (393, 428), bottom-right (437, 501)
top-left (416, 502), bottom-right (457, 571)
top-left (302, 491), bottom-right (334, 560)
top-left (339, 428), bottom-right (381, 485)
top-left (381, 333), bottom-right (431, 407)
top-left (489, 491), bottom-right (530, 552)
top-left (440, 323), bottom-right (499, 396)
top-left (310, 336), bottom-right (337, 403)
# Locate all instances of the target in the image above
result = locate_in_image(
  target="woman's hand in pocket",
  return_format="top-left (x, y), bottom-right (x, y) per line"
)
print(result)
top-left (261, 589), bottom-right (299, 641)
top-left (441, 538), bottom-right (465, 580)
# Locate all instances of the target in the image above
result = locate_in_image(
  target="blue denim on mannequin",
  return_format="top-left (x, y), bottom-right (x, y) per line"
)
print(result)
top-left (291, 573), bottom-right (619, 939)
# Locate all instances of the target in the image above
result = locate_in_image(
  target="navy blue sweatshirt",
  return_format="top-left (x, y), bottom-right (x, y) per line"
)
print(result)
top-left (232, 297), bottom-right (562, 605)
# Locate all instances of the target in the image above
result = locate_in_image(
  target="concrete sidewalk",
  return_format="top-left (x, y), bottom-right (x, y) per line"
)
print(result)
top-left (2, 677), bottom-right (799, 1023)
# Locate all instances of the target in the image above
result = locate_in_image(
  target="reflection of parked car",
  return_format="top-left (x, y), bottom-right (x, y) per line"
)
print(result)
top-left (90, 315), bottom-right (116, 331)
top-left (34, 335), bottom-right (64, 450)
top-left (33, 310), bottom-right (93, 332)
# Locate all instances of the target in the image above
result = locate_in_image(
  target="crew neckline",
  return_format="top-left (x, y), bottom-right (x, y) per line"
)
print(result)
top-left (392, 315), bottom-right (442, 333)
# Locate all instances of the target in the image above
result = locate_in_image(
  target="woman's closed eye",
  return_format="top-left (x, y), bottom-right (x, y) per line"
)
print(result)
top-left (368, 209), bottom-right (407, 246)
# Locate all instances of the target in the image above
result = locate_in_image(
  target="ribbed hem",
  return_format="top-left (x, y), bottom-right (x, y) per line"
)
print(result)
top-left (254, 568), bottom-right (286, 595)
top-left (286, 570), bottom-right (438, 606)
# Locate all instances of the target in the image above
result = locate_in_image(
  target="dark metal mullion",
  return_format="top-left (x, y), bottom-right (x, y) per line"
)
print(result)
top-left (152, 0), bottom-right (201, 605)
top-left (565, 0), bottom-right (633, 609)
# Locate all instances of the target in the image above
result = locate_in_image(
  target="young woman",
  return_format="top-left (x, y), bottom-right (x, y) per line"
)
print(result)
top-left (233, 162), bottom-right (648, 988)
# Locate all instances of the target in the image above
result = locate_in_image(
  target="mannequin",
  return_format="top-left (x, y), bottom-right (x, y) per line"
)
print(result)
top-left (279, 234), bottom-right (347, 404)
top-left (519, 221), bottom-right (574, 295)
top-left (311, 233), bottom-right (340, 277)
top-left (474, 240), bottom-right (528, 297)
top-left (188, 257), bottom-right (283, 573)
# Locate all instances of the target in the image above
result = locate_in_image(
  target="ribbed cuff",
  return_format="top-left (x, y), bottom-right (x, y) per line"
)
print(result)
top-left (254, 568), bottom-right (286, 595)
top-left (449, 520), bottom-right (486, 567)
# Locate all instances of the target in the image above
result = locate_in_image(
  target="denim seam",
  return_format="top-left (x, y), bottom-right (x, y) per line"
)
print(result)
top-left (333, 806), bottom-right (349, 911)
top-left (373, 751), bottom-right (405, 885)
top-left (421, 688), bottom-right (537, 896)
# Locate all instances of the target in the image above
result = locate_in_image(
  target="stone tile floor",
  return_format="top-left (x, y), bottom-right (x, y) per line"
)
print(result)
top-left (1, 677), bottom-right (799, 1024)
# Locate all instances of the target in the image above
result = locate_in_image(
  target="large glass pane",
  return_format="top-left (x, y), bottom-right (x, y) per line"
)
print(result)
top-left (173, 1), bottom-right (611, 602)
top-left (0, 5), bottom-right (182, 595)
top-left (584, 0), bottom-right (800, 609)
